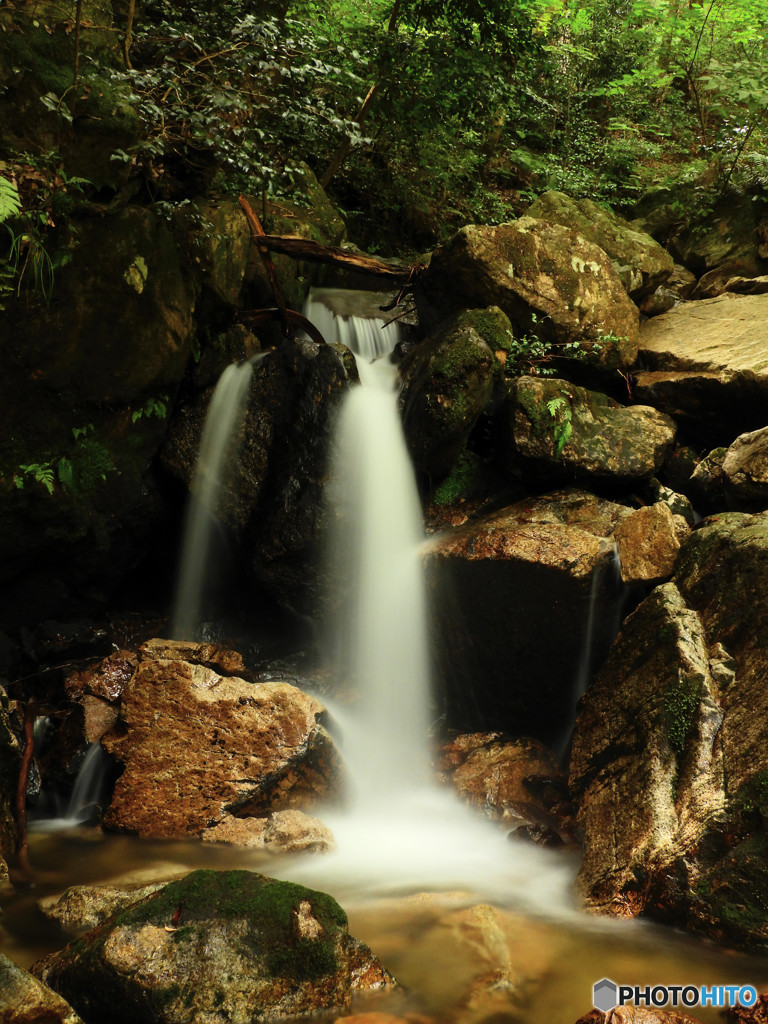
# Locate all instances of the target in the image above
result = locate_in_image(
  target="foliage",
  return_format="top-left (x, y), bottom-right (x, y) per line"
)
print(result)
top-left (545, 394), bottom-right (573, 456)
top-left (131, 394), bottom-right (169, 423)
top-left (10, 425), bottom-right (117, 498)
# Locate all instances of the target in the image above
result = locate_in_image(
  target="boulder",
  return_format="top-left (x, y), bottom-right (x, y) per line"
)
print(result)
top-left (688, 448), bottom-right (728, 514)
top-left (721, 427), bottom-right (768, 511)
top-left (202, 809), bottom-right (336, 853)
top-left (34, 869), bottom-right (395, 1024)
top-left (636, 293), bottom-right (768, 443)
top-left (0, 951), bottom-right (84, 1024)
top-left (437, 733), bottom-right (575, 844)
top-left (101, 643), bottom-right (342, 838)
top-left (576, 1009), bottom-right (704, 1024)
top-left (570, 511), bottom-right (768, 948)
top-left (613, 503), bottom-right (683, 585)
top-left (569, 582), bottom-right (725, 915)
top-left (689, 257), bottom-right (768, 300)
top-left (505, 376), bottom-right (677, 484)
top-left (39, 882), bottom-right (174, 937)
top-left (424, 489), bottom-right (632, 742)
top-left (418, 220), bottom-right (639, 373)
top-left (399, 309), bottom-right (500, 477)
top-left (638, 263), bottom-right (696, 318)
top-left (525, 191), bottom-right (674, 300)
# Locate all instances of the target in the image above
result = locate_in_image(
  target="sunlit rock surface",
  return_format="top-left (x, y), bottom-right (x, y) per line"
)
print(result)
top-left (202, 809), bottom-right (335, 853)
top-left (101, 642), bottom-right (342, 838)
top-left (570, 512), bottom-right (768, 948)
top-left (34, 870), bottom-right (395, 1024)
top-left (419, 220), bottom-right (639, 371)
top-left (613, 503), bottom-right (684, 585)
top-left (437, 732), bottom-right (575, 845)
top-left (0, 951), bottom-right (84, 1024)
top-left (525, 191), bottom-right (674, 300)
top-left (721, 427), bottom-right (768, 511)
top-left (425, 488), bottom-right (630, 741)
top-left (505, 375), bottom-right (676, 483)
top-left (636, 293), bottom-right (768, 442)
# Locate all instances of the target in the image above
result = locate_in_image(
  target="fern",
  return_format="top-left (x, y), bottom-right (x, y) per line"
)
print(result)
top-left (545, 395), bottom-right (573, 456)
top-left (0, 175), bottom-right (21, 224)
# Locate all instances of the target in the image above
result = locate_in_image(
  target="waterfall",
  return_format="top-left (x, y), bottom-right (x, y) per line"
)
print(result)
top-left (172, 360), bottom-right (254, 640)
top-left (31, 742), bottom-right (109, 831)
top-left (282, 290), bottom-right (577, 911)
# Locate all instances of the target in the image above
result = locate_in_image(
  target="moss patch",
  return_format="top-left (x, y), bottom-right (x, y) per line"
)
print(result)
top-left (663, 672), bottom-right (702, 757)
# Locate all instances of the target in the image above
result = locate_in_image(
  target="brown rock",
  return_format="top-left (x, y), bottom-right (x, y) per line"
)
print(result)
top-left (138, 638), bottom-right (249, 677)
top-left (722, 427), bottom-right (768, 510)
top-left (65, 650), bottom-right (137, 702)
top-left (438, 733), bottom-right (573, 842)
top-left (0, 951), bottom-right (85, 1024)
top-left (202, 809), bottom-right (336, 853)
top-left (613, 502), bottom-right (681, 584)
top-left (576, 1009), bottom-right (704, 1024)
top-left (102, 658), bottom-right (342, 838)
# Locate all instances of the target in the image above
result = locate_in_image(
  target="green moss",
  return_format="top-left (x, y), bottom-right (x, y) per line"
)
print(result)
top-left (663, 672), bottom-right (702, 756)
top-left (694, 835), bottom-right (768, 945)
top-left (433, 449), bottom-right (482, 505)
top-left (120, 870), bottom-right (347, 983)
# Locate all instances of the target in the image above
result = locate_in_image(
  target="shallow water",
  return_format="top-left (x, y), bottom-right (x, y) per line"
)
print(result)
top-left (2, 825), bottom-right (767, 1024)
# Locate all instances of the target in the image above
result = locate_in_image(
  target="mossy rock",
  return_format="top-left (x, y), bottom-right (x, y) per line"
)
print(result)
top-left (399, 308), bottom-right (498, 477)
top-left (35, 869), bottom-right (366, 1024)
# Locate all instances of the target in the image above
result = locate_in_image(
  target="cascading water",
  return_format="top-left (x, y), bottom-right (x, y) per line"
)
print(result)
top-left (172, 359), bottom-right (254, 640)
top-left (281, 290), bottom-right (577, 910)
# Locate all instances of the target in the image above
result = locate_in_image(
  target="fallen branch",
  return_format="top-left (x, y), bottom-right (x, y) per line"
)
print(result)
top-left (236, 307), bottom-right (327, 347)
top-left (257, 234), bottom-right (423, 282)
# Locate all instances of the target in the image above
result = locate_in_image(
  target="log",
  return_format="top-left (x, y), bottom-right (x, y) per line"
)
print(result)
top-left (258, 234), bottom-right (424, 283)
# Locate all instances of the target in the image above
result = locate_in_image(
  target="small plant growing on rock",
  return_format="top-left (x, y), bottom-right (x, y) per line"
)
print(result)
top-left (545, 393), bottom-right (573, 456)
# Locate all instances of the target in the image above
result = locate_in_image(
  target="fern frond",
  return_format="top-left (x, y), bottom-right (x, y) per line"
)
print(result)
top-left (0, 176), bottom-right (21, 224)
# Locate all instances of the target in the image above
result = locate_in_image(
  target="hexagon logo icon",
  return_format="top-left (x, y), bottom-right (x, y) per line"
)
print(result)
top-left (593, 978), bottom-right (619, 1013)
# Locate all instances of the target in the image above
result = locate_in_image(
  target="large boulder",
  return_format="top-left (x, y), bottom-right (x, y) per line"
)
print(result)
top-left (101, 641), bottom-right (342, 838)
top-left (418, 220), bottom-right (639, 373)
top-left (399, 308), bottom-right (500, 477)
top-left (721, 427), bottom-right (768, 511)
top-left (505, 376), bottom-right (677, 484)
top-left (424, 489), bottom-right (632, 742)
top-left (635, 293), bottom-right (768, 443)
top-left (0, 951), bottom-right (84, 1024)
top-left (525, 191), bottom-right (674, 300)
top-left (570, 511), bottom-right (768, 948)
top-left (34, 869), bottom-right (394, 1024)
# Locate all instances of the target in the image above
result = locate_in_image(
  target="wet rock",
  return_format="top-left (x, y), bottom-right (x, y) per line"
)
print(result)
top-left (576, 1009), bottom-right (704, 1024)
top-left (721, 427), bottom-right (768, 511)
top-left (101, 644), bottom-right (342, 838)
top-left (570, 511), bottom-right (768, 947)
top-left (138, 638), bottom-right (249, 678)
top-left (636, 293), bottom-right (768, 442)
top-left (569, 582), bottom-right (725, 915)
top-left (161, 336), bottom-right (357, 612)
top-left (726, 994), bottom-right (768, 1023)
top-left (399, 309), bottom-right (499, 477)
top-left (525, 191), bottom-right (674, 300)
top-left (505, 376), bottom-right (676, 484)
top-left (39, 882), bottom-right (173, 937)
top-left (437, 733), bottom-right (574, 844)
top-left (66, 650), bottom-right (137, 703)
top-left (34, 869), bottom-right (395, 1024)
top-left (419, 220), bottom-right (639, 373)
top-left (648, 478), bottom-right (696, 527)
top-left (0, 951), bottom-right (85, 1024)
top-left (202, 809), bottom-right (336, 853)
top-left (425, 489), bottom-right (631, 741)
top-left (613, 503), bottom-right (683, 585)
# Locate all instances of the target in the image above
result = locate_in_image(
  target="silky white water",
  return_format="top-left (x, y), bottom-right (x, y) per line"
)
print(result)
top-left (172, 359), bottom-right (254, 639)
top-left (279, 290), bottom-right (578, 913)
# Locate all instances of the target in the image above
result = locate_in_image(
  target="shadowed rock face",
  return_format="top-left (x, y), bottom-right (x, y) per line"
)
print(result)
top-left (425, 489), bottom-right (632, 743)
top-left (1, 951), bottom-right (85, 1024)
top-left (101, 642), bottom-right (343, 839)
top-left (33, 869), bottom-right (395, 1024)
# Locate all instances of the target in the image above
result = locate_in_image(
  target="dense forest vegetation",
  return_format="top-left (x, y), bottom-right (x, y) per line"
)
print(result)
top-left (2, 0), bottom-right (768, 274)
